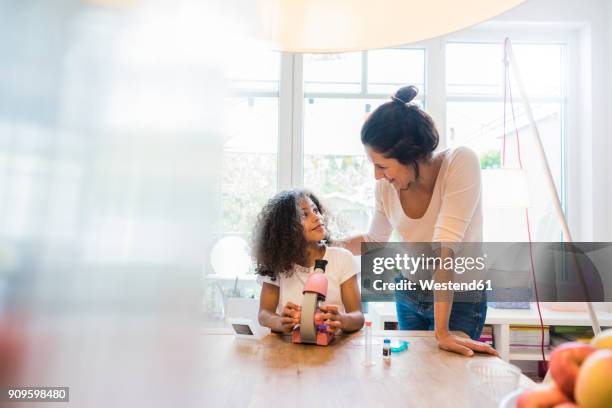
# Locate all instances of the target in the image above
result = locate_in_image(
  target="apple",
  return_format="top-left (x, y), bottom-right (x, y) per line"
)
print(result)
top-left (517, 383), bottom-right (570, 408)
top-left (0, 320), bottom-right (25, 386)
top-left (575, 349), bottom-right (612, 408)
top-left (552, 404), bottom-right (580, 408)
top-left (591, 328), bottom-right (612, 350)
top-left (549, 341), bottom-right (597, 399)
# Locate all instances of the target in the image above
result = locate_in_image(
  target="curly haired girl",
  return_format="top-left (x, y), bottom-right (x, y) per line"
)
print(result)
top-left (252, 189), bottom-right (364, 334)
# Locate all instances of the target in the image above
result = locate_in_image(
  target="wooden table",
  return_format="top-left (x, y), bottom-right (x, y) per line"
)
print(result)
top-left (200, 330), bottom-right (534, 407)
top-left (370, 303), bottom-right (612, 362)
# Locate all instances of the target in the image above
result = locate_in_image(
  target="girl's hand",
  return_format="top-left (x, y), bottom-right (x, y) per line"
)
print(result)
top-left (317, 305), bottom-right (343, 333)
top-left (435, 331), bottom-right (499, 357)
top-left (278, 301), bottom-right (301, 334)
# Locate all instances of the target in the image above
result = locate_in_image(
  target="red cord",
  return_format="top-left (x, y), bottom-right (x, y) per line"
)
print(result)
top-left (505, 42), bottom-right (546, 363)
top-left (525, 208), bottom-right (547, 362)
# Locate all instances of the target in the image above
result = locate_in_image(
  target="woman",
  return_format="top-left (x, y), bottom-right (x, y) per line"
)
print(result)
top-left (342, 85), bottom-right (497, 357)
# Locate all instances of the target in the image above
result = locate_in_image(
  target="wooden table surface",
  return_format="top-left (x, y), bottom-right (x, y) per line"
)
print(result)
top-left (200, 330), bottom-right (534, 408)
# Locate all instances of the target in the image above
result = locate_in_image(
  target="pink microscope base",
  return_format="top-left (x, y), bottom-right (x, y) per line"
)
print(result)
top-left (292, 267), bottom-right (334, 346)
top-left (292, 329), bottom-right (334, 346)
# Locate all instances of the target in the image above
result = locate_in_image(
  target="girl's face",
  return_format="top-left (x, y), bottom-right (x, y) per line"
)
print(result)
top-left (299, 197), bottom-right (326, 243)
top-left (365, 146), bottom-right (415, 190)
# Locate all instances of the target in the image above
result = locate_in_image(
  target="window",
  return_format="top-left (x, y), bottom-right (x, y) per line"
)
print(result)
top-left (302, 49), bottom-right (425, 237)
top-left (203, 51), bottom-right (280, 324)
top-left (446, 41), bottom-right (566, 241)
top-left (204, 32), bottom-right (571, 325)
top-left (220, 51), bottom-right (280, 237)
top-left (220, 96), bottom-right (278, 235)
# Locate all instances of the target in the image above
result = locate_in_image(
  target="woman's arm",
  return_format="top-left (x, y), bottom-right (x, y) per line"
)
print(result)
top-left (258, 282), bottom-right (299, 334)
top-left (319, 275), bottom-right (364, 333)
top-left (338, 235), bottom-right (367, 255)
top-left (433, 246), bottom-right (497, 356)
top-left (434, 298), bottom-right (498, 357)
top-left (337, 181), bottom-right (393, 255)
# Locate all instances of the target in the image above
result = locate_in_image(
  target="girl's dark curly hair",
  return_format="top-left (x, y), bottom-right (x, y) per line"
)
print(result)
top-left (251, 189), bottom-right (330, 280)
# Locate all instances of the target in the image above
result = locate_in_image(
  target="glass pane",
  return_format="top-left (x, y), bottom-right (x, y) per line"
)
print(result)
top-left (3, 170), bottom-right (33, 238)
top-left (220, 97), bottom-right (278, 234)
top-left (223, 97), bottom-right (278, 153)
top-left (226, 50), bottom-right (280, 93)
top-left (447, 101), bottom-right (505, 154)
top-left (304, 98), bottom-right (385, 155)
top-left (303, 98), bottom-right (384, 236)
top-left (210, 55), bottom-right (280, 325)
top-left (447, 101), bottom-right (562, 172)
top-left (446, 43), bottom-right (503, 96)
top-left (511, 44), bottom-right (564, 97)
top-left (447, 101), bottom-right (563, 241)
top-left (447, 42), bottom-right (565, 98)
top-left (304, 52), bottom-right (362, 93)
top-left (367, 48), bottom-right (425, 95)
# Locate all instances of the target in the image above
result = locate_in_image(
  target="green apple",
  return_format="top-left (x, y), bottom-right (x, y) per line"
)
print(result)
top-left (575, 349), bottom-right (612, 408)
top-left (590, 328), bottom-right (612, 350)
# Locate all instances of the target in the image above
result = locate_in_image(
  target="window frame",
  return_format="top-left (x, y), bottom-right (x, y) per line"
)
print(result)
top-left (443, 26), bottom-right (575, 221)
top-left (278, 26), bottom-right (575, 224)
top-left (279, 43), bottom-right (431, 189)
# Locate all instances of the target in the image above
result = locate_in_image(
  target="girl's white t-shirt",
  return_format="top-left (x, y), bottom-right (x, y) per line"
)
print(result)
top-left (256, 246), bottom-right (359, 314)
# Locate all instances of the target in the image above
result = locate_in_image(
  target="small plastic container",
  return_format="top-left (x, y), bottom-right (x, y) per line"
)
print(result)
top-left (466, 360), bottom-right (521, 407)
top-left (383, 339), bottom-right (391, 362)
top-left (362, 321), bottom-right (374, 366)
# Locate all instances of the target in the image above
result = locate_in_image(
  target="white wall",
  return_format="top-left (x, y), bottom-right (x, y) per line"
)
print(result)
top-left (489, 0), bottom-right (611, 241)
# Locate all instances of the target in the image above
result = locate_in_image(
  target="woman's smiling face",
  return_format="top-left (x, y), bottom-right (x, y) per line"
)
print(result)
top-left (365, 146), bottom-right (415, 190)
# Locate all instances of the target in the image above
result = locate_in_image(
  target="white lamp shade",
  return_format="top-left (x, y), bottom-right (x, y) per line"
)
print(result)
top-left (210, 236), bottom-right (252, 277)
top-left (482, 168), bottom-right (530, 208)
top-left (257, 0), bottom-right (527, 53)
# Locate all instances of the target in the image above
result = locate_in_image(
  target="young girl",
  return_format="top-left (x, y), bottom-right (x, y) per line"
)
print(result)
top-left (252, 189), bottom-right (364, 334)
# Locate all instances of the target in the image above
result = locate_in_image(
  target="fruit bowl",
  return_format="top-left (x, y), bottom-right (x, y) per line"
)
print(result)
top-left (505, 329), bottom-right (612, 408)
top-left (499, 388), bottom-right (522, 408)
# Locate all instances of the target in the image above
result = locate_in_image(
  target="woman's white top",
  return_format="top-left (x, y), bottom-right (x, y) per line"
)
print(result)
top-left (257, 246), bottom-right (358, 313)
top-left (365, 146), bottom-right (483, 245)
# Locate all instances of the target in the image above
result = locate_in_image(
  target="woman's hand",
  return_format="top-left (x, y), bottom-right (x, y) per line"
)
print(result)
top-left (317, 305), bottom-right (344, 333)
top-left (435, 330), bottom-right (499, 357)
top-left (278, 301), bottom-right (301, 334)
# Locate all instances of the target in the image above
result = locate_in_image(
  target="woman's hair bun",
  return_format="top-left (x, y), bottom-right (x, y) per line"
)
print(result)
top-left (394, 85), bottom-right (418, 104)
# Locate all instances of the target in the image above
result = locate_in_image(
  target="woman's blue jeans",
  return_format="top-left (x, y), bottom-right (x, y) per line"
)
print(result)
top-left (394, 278), bottom-right (487, 341)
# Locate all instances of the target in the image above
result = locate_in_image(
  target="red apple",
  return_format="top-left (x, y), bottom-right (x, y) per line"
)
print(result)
top-left (549, 341), bottom-right (597, 399)
top-left (575, 349), bottom-right (612, 408)
top-left (517, 383), bottom-right (571, 408)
